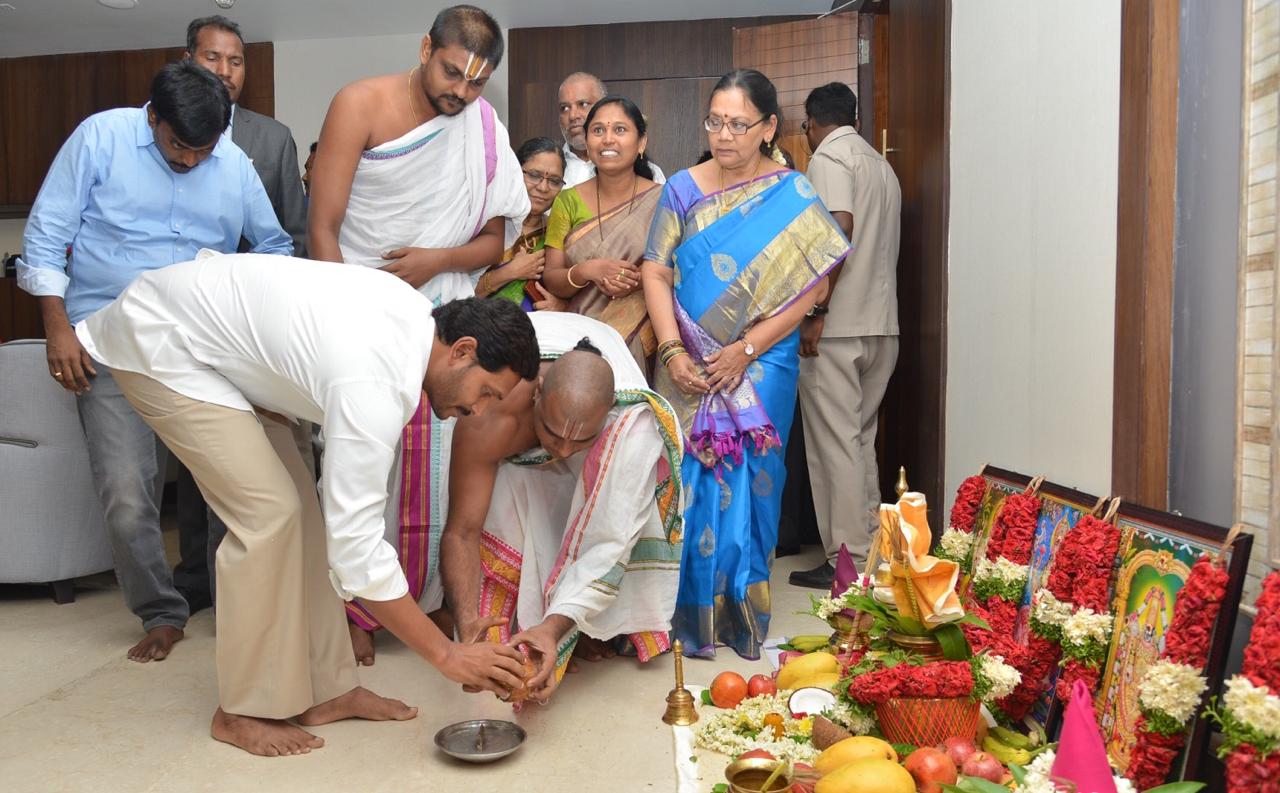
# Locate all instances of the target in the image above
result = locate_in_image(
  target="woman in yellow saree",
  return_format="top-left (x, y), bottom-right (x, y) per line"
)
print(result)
top-left (543, 96), bottom-right (662, 376)
top-left (641, 70), bottom-right (850, 659)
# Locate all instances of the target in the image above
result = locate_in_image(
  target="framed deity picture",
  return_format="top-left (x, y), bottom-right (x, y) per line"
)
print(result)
top-left (1093, 503), bottom-right (1252, 782)
top-left (1020, 482), bottom-right (1107, 725)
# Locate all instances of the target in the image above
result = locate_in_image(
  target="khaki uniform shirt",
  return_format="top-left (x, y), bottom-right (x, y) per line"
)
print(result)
top-left (807, 126), bottom-right (901, 338)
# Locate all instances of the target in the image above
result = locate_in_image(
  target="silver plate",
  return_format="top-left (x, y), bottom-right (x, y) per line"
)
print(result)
top-left (434, 719), bottom-right (527, 763)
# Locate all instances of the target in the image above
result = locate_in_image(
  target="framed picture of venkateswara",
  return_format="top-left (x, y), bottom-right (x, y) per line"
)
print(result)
top-left (1094, 503), bottom-right (1252, 783)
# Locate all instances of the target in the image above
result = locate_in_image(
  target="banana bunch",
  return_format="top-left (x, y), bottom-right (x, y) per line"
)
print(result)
top-left (786, 635), bottom-right (831, 653)
top-left (983, 726), bottom-right (1057, 767)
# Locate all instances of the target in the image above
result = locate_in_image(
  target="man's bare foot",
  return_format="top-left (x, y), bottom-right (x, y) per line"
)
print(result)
top-left (127, 625), bottom-right (184, 663)
top-left (573, 635), bottom-right (617, 662)
top-left (297, 686), bottom-right (417, 726)
top-left (211, 707), bottom-right (323, 757)
top-left (348, 623), bottom-right (375, 666)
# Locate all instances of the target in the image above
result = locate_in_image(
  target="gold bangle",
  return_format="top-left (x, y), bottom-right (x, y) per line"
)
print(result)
top-left (566, 265), bottom-right (587, 289)
top-left (662, 350), bottom-right (689, 368)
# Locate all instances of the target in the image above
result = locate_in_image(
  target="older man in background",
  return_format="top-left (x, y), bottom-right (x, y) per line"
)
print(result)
top-left (556, 71), bottom-right (665, 187)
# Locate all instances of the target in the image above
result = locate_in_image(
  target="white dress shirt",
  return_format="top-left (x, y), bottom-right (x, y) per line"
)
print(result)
top-left (561, 142), bottom-right (667, 188)
top-left (77, 253), bottom-right (433, 603)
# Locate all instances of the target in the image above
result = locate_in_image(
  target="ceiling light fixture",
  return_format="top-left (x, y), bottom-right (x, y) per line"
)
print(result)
top-left (97, 0), bottom-right (139, 9)
top-left (214, 0), bottom-right (235, 8)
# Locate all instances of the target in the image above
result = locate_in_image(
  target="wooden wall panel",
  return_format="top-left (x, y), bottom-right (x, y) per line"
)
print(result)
top-left (1, 42), bottom-right (273, 207)
top-left (508, 16), bottom-right (806, 175)
top-left (732, 14), bottom-right (859, 139)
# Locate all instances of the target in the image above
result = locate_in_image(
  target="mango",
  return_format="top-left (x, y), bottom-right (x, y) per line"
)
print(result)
top-left (790, 672), bottom-right (841, 691)
top-left (777, 652), bottom-right (839, 690)
top-left (814, 757), bottom-right (915, 793)
top-left (813, 736), bottom-right (898, 776)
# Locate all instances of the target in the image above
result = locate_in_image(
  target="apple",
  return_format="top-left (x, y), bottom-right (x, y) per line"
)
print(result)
top-left (790, 761), bottom-right (816, 793)
top-left (938, 736), bottom-right (977, 767)
top-left (748, 673), bottom-right (777, 697)
top-left (961, 751), bottom-right (1006, 783)
top-left (904, 747), bottom-right (958, 793)
top-left (738, 748), bottom-right (776, 761)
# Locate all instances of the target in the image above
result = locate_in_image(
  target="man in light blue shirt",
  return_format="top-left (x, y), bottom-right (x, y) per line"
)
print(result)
top-left (17, 59), bottom-right (291, 664)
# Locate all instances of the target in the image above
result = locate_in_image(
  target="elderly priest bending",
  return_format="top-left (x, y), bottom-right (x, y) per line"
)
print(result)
top-left (75, 253), bottom-right (539, 757)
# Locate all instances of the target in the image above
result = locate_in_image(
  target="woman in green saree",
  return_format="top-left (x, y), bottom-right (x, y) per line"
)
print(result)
top-left (476, 136), bottom-right (567, 311)
top-left (542, 96), bottom-right (663, 376)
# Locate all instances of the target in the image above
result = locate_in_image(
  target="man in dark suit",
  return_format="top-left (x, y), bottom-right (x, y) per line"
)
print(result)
top-left (186, 15), bottom-right (307, 255)
top-left (176, 15), bottom-right (311, 613)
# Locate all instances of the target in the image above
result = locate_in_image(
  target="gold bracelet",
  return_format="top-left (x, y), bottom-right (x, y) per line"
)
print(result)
top-left (663, 350), bottom-right (689, 368)
top-left (566, 265), bottom-right (587, 289)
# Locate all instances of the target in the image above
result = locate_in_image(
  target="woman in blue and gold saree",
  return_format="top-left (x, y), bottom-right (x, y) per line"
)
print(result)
top-left (641, 69), bottom-right (851, 659)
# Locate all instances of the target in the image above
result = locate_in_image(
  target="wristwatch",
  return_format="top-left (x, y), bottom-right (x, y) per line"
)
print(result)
top-left (806, 304), bottom-right (830, 318)
top-left (741, 338), bottom-right (757, 359)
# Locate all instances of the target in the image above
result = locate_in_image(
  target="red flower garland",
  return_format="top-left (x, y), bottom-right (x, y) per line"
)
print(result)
top-left (1045, 515), bottom-right (1121, 705)
top-left (1243, 572), bottom-right (1280, 691)
top-left (949, 475), bottom-right (987, 533)
top-left (844, 661), bottom-right (975, 705)
top-left (1227, 744), bottom-right (1280, 793)
top-left (1128, 722), bottom-right (1186, 791)
top-left (1226, 571), bottom-right (1280, 792)
top-left (986, 491), bottom-right (1039, 565)
top-left (996, 633), bottom-right (1057, 721)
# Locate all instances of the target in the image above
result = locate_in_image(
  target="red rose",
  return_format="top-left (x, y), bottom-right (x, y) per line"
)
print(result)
top-left (1226, 745), bottom-right (1280, 793)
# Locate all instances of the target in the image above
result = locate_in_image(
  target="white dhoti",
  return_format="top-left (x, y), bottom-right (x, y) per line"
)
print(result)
top-left (479, 314), bottom-right (685, 680)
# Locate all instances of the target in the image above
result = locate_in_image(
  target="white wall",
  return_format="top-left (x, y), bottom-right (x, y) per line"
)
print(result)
top-left (272, 30), bottom-right (510, 173)
top-left (945, 0), bottom-right (1121, 501)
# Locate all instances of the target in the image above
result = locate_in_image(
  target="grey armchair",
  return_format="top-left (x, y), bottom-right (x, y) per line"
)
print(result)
top-left (0, 339), bottom-right (112, 602)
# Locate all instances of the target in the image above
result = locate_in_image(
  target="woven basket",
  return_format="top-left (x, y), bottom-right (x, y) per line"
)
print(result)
top-left (874, 697), bottom-right (980, 747)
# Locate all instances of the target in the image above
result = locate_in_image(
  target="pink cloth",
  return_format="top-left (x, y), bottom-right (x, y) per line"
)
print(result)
top-left (833, 543), bottom-right (861, 619)
top-left (1051, 679), bottom-right (1118, 793)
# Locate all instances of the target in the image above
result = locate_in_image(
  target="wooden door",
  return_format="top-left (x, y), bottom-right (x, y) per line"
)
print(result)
top-left (731, 14), bottom-right (859, 170)
top-left (879, 0), bottom-right (950, 517)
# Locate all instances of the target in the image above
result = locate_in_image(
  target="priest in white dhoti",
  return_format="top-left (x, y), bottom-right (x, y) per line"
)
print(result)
top-left (306, 6), bottom-right (529, 656)
top-left (442, 313), bottom-right (685, 703)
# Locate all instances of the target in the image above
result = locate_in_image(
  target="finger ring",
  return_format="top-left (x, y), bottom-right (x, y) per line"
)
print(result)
top-left (53, 371), bottom-right (63, 377)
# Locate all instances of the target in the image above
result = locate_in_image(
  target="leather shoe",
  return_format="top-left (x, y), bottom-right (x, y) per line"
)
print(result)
top-left (789, 561), bottom-right (834, 589)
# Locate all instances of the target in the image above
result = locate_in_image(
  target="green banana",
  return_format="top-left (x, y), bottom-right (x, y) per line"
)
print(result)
top-left (990, 725), bottom-right (1032, 749)
top-left (983, 735), bottom-right (1033, 766)
top-left (788, 635), bottom-right (832, 652)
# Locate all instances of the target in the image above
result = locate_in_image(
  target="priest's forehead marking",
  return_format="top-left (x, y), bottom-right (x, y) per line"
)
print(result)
top-left (463, 53), bottom-right (489, 82)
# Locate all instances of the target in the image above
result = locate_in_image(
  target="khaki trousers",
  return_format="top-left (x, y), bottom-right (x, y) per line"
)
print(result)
top-left (797, 335), bottom-right (899, 568)
top-left (114, 370), bottom-right (358, 718)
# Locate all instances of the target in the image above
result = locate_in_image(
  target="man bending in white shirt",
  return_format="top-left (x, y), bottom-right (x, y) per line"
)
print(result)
top-left (76, 253), bottom-right (540, 757)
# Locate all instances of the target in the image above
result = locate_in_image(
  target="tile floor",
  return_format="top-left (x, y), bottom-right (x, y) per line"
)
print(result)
top-left (0, 540), bottom-right (828, 793)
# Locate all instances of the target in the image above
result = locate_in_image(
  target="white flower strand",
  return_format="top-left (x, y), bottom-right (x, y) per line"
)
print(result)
top-left (1022, 750), bottom-right (1136, 793)
top-left (979, 654), bottom-right (1023, 702)
top-left (1137, 660), bottom-right (1208, 725)
top-left (1032, 588), bottom-right (1073, 628)
top-left (939, 527), bottom-right (973, 559)
top-left (1061, 609), bottom-right (1113, 649)
top-left (1222, 676), bottom-right (1280, 740)
top-left (972, 557), bottom-right (1030, 588)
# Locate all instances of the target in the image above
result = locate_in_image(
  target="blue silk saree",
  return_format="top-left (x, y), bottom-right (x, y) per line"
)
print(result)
top-left (644, 168), bottom-right (850, 658)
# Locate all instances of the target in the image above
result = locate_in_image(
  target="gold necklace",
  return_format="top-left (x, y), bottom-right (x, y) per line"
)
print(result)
top-left (406, 66), bottom-right (421, 125)
top-left (595, 172), bottom-right (638, 244)
top-left (717, 155), bottom-right (763, 217)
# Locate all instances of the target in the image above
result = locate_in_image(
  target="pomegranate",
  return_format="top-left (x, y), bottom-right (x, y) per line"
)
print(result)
top-left (961, 751), bottom-right (1005, 783)
top-left (938, 736), bottom-right (978, 767)
top-left (904, 747), bottom-right (958, 793)
top-left (710, 671), bottom-right (749, 708)
top-left (748, 673), bottom-right (777, 697)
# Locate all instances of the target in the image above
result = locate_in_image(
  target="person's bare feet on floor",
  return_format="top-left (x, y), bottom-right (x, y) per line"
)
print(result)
top-left (348, 622), bottom-right (375, 666)
top-left (127, 625), bottom-right (184, 662)
top-left (568, 635), bottom-right (617, 673)
top-left (211, 707), bottom-right (324, 757)
top-left (296, 686), bottom-right (418, 726)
